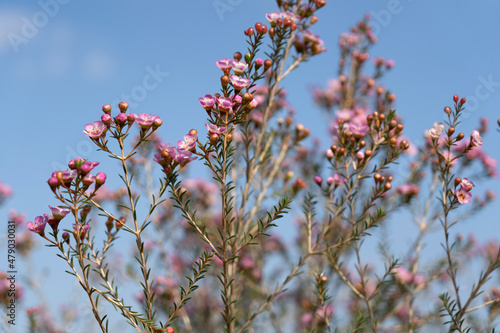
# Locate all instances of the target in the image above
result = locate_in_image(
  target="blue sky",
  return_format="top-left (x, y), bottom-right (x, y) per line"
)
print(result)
top-left (1, 0), bottom-right (499, 330)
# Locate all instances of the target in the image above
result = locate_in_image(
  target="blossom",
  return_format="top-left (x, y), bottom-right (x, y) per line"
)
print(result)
top-left (456, 188), bottom-right (472, 204)
top-left (459, 178), bottom-right (474, 191)
top-left (177, 133), bottom-right (198, 151)
top-left (346, 121), bottom-right (369, 137)
top-left (470, 130), bottom-right (483, 147)
top-left (327, 173), bottom-right (347, 186)
top-left (82, 173), bottom-right (96, 186)
top-left (229, 75), bottom-right (251, 90)
top-left (49, 206), bottom-right (70, 220)
top-left (95, 172), bottom-right (106, 186)
top-left (199, 94), bottom-right (216, 110)
top-left (265, 11), bottom-right (282, 25)
top-left (216, 97), bottom-right (234, 112)
top-left (216, 58), bottom-right (232, 73)
top-left (27, 216), bottom-right (48, 235)
top-left (80, 160), bottom-right (100, 174)
top-left (83, 121), bottom-right (107, 139)
top-left (230, 60), bottom-right (248, 75)
top-left (206, 123), bottom-right (226, 135)
top-left (427, 122), bottom-right (445, 139)
top-left (134, 113), bottom-right (160, 129)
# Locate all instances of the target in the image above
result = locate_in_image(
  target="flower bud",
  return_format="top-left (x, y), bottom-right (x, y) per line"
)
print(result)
top-left (115, 113), bottom-right (128, 126)
top-left (444, 106), bottom-right (452, 115)
top-left (374, 173), bottom-right (381, 183)
top-left (153, 118), bottom-right (163, 128)
top-left (221, 75), bottom-right (230, 87)
top-left (314, 176), bottom-right (322, 186)
top-left (62, 232), bottom-right (70, 244)
top-left (447, 127), bottom-right (455, 136)
top-left (210, 133), bottom-right (219, 145)
top-left (95, 172), bottom-right (107, 186)
top-left (384, 182), bottom-right (392, 191)
top-left (101, 113), bottom-right (112, 126)
top-left (454, 177), bottom-right (461, 187)
top-left (264, 59), bottom-right (272, 70)
top-left (102, 104), bottom-right (111, 114)
top-left (453, 95), bottom-right (459, 103)
top-left (118, 101), bottom-right (129, 113)
top-left (189, 129), bottom-right (198, 136)
top-left (105, 217), bottom-right (114, 233)
top-left (365, 149), bottom-right (372, 157)
top-left (456, 133), bottom-right (465, 141)
top-left (234, 52), bottom-right (242, 61)
top-left (460, 97), bottom-right (466, 105)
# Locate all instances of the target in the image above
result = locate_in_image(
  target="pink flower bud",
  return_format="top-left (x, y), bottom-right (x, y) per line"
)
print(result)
top-left (115, 112), bottom-right (128, 126)
top-left (314, 176), bottom-right (322, 186)
top-left (47, 177), bottom-right (60, 189)
top-left (153, 118), bottom-right (163, 128)
top-left (102, 104), bottom-right (111, 114)
top-left (68, 159), bottom-right (76, 170)
top-left (101, 113), bottom-right (112, 126)
top-left (95, 172), bottom-right (106, 186)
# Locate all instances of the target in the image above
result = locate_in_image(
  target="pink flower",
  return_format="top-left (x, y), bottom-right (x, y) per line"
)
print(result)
top-left (27, 216), bottom-right (47, 235)
top-left (216, 58), bottom-right (232, 73)
top-left (134, 113), bottom-right (160, 130)
top-left (456, 188), bottom-right (472, 204)
top-left (83, 121), bottom-right (107, 139)
top-left (177, 133), bottom-right (197, 151)
top-left (397, 184), bottom-right (419, 196)
top-left (230, 60), bottom-right (248, 75)
top-left (470, 130), bottom-right (483, 147)
top-left (282, 11), bottom-right (299, 23)
top-left (248, 98), bottom-right (259, 109)
top-left (327, 173), bottom-right (347, 186)
top-left (229, 75), bottom-right (251, 90)
top-left (346, 121), bottom-right (369, 137)
top-left (82, 173), bottom-right (96, 186)
top-left (173, 150), bottom-right (196, 164)
top-left (49, 206), bottom-right (70, 220)
top-left (427, 122), bottom-right (445, 139)
top-left (199, 94), bottom-right (216, 110)
top-left (206, 123), bottom-right (226, 135)
top-left (80, 160), bottom-right (100, 174)
top-left (216, 97), bottom-right (234, 112)
top-left (459, 178), bottom-right (474, 191)
top-left (265, 11), bottom-right (282, 26)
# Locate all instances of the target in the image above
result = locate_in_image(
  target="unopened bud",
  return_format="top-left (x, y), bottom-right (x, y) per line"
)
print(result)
top-left (444, 106), bottom-right (452, 115)
top-left (102, 104), bottom-right (111, 114)
top-left (118, 101), bottom-right (128, 113)
top-left (210, 133), bottom-right (219, 145)
top-left (234, 52), bottom-right (242, 61)
top-left (456, 133), bottom-right (465, 141)
top-left (448, 127), bottom-right (455, 136)
top-left (264, 59), bottom-right (272, 70)
top-left (221, 75), bottom-right (230, 87)
top-left (453, 95), bottom-right (459, 103)
top-left (454, 178), bottom-right (461, 187)
top-left (384, 182), bottom-right (392, 191)
top-left (374, 173), bottom-right (381, 183)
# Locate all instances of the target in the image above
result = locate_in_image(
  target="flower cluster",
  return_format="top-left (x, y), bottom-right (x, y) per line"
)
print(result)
top-left (154, 130), bottom-right (198, 174)
top-left (47, 158), bottom-right (106, 193)
top-left (26, 205), bottom-right (70, 236)
top-left (455, 177), bottom-right (474, 204)
top-left (84, 102), bottom-right (162, 145)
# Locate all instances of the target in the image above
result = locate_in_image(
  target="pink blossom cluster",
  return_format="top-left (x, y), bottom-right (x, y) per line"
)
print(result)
top-left (47, 158), bottom-right (106, 192)
top-left (26, 205), bottom-right (71, 236)
top-left (154, 131), bottom-right (198, 174)
top-left (456, 177), bottom-right (474, 204)
top-left (83, 102), bottom-right (162, 142)
top-left (393, 266), bottom-right (425, 288)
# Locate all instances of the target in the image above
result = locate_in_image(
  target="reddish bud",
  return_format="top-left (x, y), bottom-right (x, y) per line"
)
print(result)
top-left (447, 127), bottom-right (455, 136)
top-left (210, 133), bottom-right (219, 145)
top-left (365, 149), bottom-right (372, 157)
top-left (454, 178), bottom-right (461, 187)
top-left (118, 101), bottom-right (128, 113)
top-left (444, 106), bottom-right (452, 115)
top-left (453, 95), bottom-right (459, 103)
top-left (456, 133), bottom-right (465, 141)
top-left (264, 59), bottom-right (272, 70)
top-left (460, 97), bottom-right (466, 105)
top-left (189, 129), bottom-right (198, 136)
top-left (221, 75), bottom-right (230, 87)
top-left (101, 114), bottom-right (112, 126)
top-left (311, 16), bottom-right (318, 24)
top-left (384, 182), bottom-right (392, 191)
top-left (374, 173), bottom-right (381, 183)
top-left (234, 52), bottom-right (242, 61)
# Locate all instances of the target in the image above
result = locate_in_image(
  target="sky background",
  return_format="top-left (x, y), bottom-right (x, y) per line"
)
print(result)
top-left (1, 0), bottom-right (499, 331)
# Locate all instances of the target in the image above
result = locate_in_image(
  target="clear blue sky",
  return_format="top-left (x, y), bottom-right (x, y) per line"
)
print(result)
top-left (1, 0), bottom-right (499, 330)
